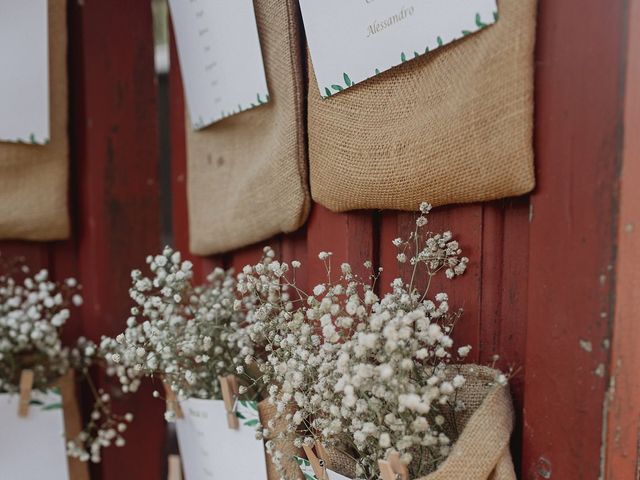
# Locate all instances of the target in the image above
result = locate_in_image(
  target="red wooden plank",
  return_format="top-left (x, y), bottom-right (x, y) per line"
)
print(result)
top-left (379, 206), bottom-right (484, 364)
top-left (522, 0), bottom-right (628, 477)
top-left (604, 0), bottom-right (640, 476)
top-left (306, 205), bottom-right (375, 288)
top-left (69, 1), bottom-right (166, 478)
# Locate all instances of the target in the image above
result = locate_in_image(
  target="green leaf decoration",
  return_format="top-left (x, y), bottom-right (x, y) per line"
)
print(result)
top-left (414, 51), bottom-right (420, 58)
top-left (29, 133), bottom-right (37, 144)
top-left (343, 72), bottom-right (352, 87)
top-left (493, 10), bottom-right (499, 22)
top-left (324, 87), bottom-right (332, 97)
top-left (400, 51), bottom-right (407, 62)
top-left (437, 36), bottom-right (444, 47)
top-left (43, 403), bottom-right (63, 411)
top-left (244, 418), bottom-right (260, 427)
top-left (425, 46), bottom-right (430, 54)
top-left (475, 13), bottom-right (487, 28)
top-left (462, 30), bottom-right (472, 36)
top-left (331, 85), bottom-right (343, 92)
top-left (29, 399), bottom-right (44, 406)
top-left (295, 457), bottom-right (311, 467)
top-left (375, 68), bottom-right (381, 75)
top-left (304, 474), bottom-right (316, 480)
top-left (235, 411), bottom-right (246, 420)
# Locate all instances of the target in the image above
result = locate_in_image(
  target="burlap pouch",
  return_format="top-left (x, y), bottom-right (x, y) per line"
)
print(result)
top-left (258, 399), bottom-right (304, 480)
top-left (308, 0), bottom-right (536, 212)
top-left (0, 0), bottom-right (69, 240)
top-left (186, 0), bottom-right (309, 255)
top-left (324, 365), bottom-right (515, 480)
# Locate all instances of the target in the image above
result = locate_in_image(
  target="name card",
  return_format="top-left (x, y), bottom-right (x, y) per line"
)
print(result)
top-left (0, 0), bottom-right (49, 144)
top-left (175, 398), bottom-right (268, 479)
top-left (168, 0), bottom-right (269, 129)
top-left (0, 390), bottom-right (69, 480)
top-left (299, 0), bottom-right (498, 97)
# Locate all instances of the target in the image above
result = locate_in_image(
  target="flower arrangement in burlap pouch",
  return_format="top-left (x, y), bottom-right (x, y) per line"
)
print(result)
top-left (308, 0), bottom-right (537, 212)
top-left (259, 399), bottom-right (304, 480)
top-left (186, 0), bottom-right (309, 255)
top-left (0, 0), bottom-right (69, 240)
top-left (324, 366), bottom-right (516, 480)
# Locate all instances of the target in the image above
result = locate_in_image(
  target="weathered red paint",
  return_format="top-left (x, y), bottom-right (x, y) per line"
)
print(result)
top-left (68, 1), bottom-right (167, 478)
top-left (522, 0), bottom-right (630, 478)
top-left (604, 0), bottom-right (640, 477)
top-left (1, 1), bottom-right (637, 479)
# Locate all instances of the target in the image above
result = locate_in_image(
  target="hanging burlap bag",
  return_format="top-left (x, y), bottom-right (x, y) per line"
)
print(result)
top-left (258, 399), bottom-right (304, 480)
top-left (0, 0), bottom-right (69, 240)
top-left (308, 0), bottom-right (537, 212)
top-left (324, 365), bottom-right (515, 480)
top-left (186, 0), bottom-right (309, 255)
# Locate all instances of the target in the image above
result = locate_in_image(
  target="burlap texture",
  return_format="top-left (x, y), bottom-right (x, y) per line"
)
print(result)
top-left (308, 0), bottom-right (536, 212)
top-left (325, 365), bottom-right (515, 480)
top-left (58, 370), bottom-right (90, 480)
top-left (258, 399), bottom-right (304, 480)
top-left (186, 0), bottom-right (309, 255)
top-left (417, 365), bottom-right (516, 480)
top-left (0, 0), bottom-right (69, 240)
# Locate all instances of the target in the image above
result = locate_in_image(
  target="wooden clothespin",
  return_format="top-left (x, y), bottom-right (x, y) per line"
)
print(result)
top-left (218, 375), bottom-right (239, 429)
top-left (18, 369), bottom-right (34, 417)
top-left (167, 454), bottom-right (183, 480)
top-left (378, 452), bottom-right (409, 480)
top-left (302, 443), bottom-right (330, 480)
top-left (163, 382), bottom-right (184, 419)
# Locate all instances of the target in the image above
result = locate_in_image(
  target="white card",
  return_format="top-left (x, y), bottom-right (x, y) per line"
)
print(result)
top-left (300, 0), bottom-right (498, 97)
top-left (0, 390), bottom-right (69, 480)
top-left (295, 456), bottom-right (353, 480)
top-left (168, 0), bottom-right (269, 129)
top-left (176, 398), bottom-right (268, 480)
top-left (0, 0), bottom-right (49, 144)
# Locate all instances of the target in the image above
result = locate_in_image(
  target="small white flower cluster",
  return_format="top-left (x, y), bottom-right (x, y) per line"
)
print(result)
top-left (0, 260), bottom-right (81, 392)
top-left (0, 256), bottom-right (129, 464)
top-left (237, 205), bottom-right (479, 479)
top-left (100, 246), bottom-right (256, 403)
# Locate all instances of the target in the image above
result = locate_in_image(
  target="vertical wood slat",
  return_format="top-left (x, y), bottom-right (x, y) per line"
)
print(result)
top-left (522, 0), bottom-right (629, 478)
top-left (604, 0), bottom-right (640, 477)
top-left (69, 1), bottom-right (166, 478)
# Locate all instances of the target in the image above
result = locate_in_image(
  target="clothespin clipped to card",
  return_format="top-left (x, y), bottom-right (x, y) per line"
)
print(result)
top-left (302, 442), bottom-right (330, 480)
top-left (218, 375), bottom-right (239, 429)
top-left (378, 452), bottom-right (409, 480)
top-left (18, 369), bottom-right (34, 417)
top-left (163, 381), bottom-right (184, 419)
top-left (167, 454), bottom-right (183, 480)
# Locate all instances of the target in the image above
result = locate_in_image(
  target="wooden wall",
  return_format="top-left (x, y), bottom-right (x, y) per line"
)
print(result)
top-left (1, 0), bottom-right (638, 479)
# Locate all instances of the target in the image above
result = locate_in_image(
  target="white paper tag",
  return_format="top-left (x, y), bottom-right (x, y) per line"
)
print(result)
top-left (299, 0), bottom-right (498, 98)
top-left (168, 0), bottom-right (269, 129)
top-left (0, 390), bottom-right (69, 480)
top-left (0, 0), bottom-right (49, 144)
top-left (175, 398), bottom-right (268, 480)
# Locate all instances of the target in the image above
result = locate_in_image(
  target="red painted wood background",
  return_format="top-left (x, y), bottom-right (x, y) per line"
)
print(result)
top-left (1, 0), bottom-right (638, 479)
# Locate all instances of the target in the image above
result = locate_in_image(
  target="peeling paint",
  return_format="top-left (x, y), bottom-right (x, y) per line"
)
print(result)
top-left (595, 364), bottom-right (606, 377)
top-left (600, 274), bottom-right (607, 286)
top-left (580, 339), bottom-right (594, 352)
top-left (602, 338), bottom-right (611, 350)
top-left (624, 222), bottom-right (635, 233)
top-left (529, 203), bottom-right (534, 223)
top-left (530, 457), bottom-right (552, 479)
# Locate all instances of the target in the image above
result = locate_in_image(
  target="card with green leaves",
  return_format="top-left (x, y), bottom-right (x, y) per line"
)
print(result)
top-left (299, 0), bottom-right (498, 98)
top-left (0, 389), bottom-right (69, 479)
top-left (168, 0), bottom-right (270, 129)
top-left (175, 398), bottom-right (268, 480)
